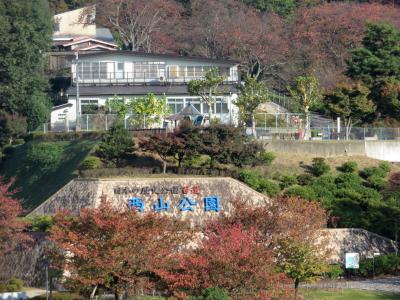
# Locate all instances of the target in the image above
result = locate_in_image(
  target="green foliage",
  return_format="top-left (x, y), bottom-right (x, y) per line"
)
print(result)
top-left (190, 287), bottom-right (229, 300)
top-left (358, 253), bottom-right (400, 277)
top-left (0, 112), bottom-right (27, 147)
top-left (188, 68), bottom-right (225, 119)
top-left (325, 264), bottom-right (344, 279)
top-left (79, 156), bottom-right (101, 170)
top-left (324, 83), bottom-right (375, 129)
top-left (279, 174), bottom-right (298, 189)
top-left (309, 157), bottom-right (330, 177)
top-left (288, 75), bottom-right (323, 114)
top-left (347, 23), bottom-right (400, 85)
top-left (26, 142), bottom-right (63, 174)
top-left (338, 161), bottom-right (358, 173)
top-left (96, 122), bottom-right (133, 165)
top-left (0, 278), bottom-right (23, 292)
top-left (242, 0), bottom-right (296, 16)
top-left (0, 0), bottom-right (52, 130)
top-left (284, 185), bottom-right (317, 200)
top-left (360, 162), bottom-right (390, 180)
top-left (238, 170), bottom-right (280, 196)
top-left (26, 215), bottom-right (54, 232)
top-left (297, 173), bottom-right (315, 186)
top-left (107, 94), bottom-right (169, 128)
top-left (346, 23), bottom-right (400, 122)
top-left (259, 151), bottom-right (276, 165)
top-left (235, 75), bottom-right (269, 127)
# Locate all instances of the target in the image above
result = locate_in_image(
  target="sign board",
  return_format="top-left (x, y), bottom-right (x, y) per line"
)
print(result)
top-left (345, 253), bottom-right (360, 269)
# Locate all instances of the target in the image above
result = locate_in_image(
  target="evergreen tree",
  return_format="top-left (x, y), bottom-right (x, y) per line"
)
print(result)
top-left (0, 0), bottom-right (52, 131)
top-left (346, 23), bottom-right (400, 85)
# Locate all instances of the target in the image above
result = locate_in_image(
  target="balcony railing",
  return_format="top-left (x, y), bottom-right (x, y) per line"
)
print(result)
top-left (72, 71), bottom-right (238, 86)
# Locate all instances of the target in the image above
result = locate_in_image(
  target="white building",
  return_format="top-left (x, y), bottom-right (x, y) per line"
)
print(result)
top-left (50, 51), bottom-right (240, 130)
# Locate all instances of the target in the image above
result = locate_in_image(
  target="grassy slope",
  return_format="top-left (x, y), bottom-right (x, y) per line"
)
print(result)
top-left (254, 152), bottom-right (400, 178)
top-left (0, 140), bottom-right (98, 211)
top-left (302, 289), bottom-right (400, 300)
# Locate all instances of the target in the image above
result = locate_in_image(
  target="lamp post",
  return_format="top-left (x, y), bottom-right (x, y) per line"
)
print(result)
top-left (75, 52), bottom-right (81, 131)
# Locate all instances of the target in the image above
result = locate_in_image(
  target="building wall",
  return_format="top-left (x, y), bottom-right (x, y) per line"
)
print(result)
top-left (54, 7), bottom-right (96, 37)
top-left (263, 140), bottom-right (400, 162)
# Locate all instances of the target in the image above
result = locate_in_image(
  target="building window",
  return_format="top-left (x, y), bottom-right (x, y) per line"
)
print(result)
top-left (215, 98), bottom-right (229, 114)
top-left (54, 22), bottom-right (60, 32)
top-left (167, 98), bottom-right (184, 114)
top-left (116, 62), bottom-right (124, 79)
top-left (81, 99), bottom-right (99, 114)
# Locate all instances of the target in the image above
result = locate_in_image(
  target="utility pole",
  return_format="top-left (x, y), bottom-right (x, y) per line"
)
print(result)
top-left (75, 52), bottom-right (81, 131)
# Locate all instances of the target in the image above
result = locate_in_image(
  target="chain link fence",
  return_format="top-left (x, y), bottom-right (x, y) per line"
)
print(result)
top-left (252, 126), bottom-right (400, 141)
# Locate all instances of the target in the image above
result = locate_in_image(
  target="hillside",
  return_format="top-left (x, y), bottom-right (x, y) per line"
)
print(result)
top-left (0, 140), bottom-right (98, 211)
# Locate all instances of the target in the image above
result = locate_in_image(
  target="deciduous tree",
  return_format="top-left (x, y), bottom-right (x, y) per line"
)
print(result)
top-left (50, 199), bottom-right (190, 300)
top-left (93, 0), bottom-right (183, 52)
top-left (188, 68), bottom-right (225, 121)
top-left (157, 223), bottom-right (288, 299)
top-left (235, 75), bottom-right (270, 136)
top-left (0, 177), bottom-right (29, 256)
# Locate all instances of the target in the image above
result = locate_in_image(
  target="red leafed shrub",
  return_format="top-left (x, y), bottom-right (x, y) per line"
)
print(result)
top-left (156, 223), bottom-right (288, 300)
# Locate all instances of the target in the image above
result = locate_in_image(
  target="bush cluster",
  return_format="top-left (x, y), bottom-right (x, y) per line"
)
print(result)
top-left (0, 278), bottom-right (23, 292)
top-left (189, 288), bottom-right (229, 300)
top-left (79, 156), bottom-right (102, 170)
top-left (26, 142), bottom-right (63, 173)
top-left (238, 170), bottom-right (280, 196)
top-left (357, 253), bottom-right (400, 277)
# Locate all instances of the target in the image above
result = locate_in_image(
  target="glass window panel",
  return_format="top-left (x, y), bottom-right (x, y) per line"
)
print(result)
top-left (202, 103), bottom-right (209, 113)
top-left (193, 103), bottom-right (201, 112)
top-left (187, 66), bottom-right (195, 77)
top-left (100, 62), bottom-right (107, 79)
top-left (195, 66), bottom-right (203, 77)
top-left (179, 66), bottom-right (186, 78)
top-left (176, 103), bottom-right (183, 113)
top-left (168, 104), bottom-right (175, 113)
top-left (169, 66), bottom-right (178, 78)
top-left (216, 102), bottom-right (221, 114)
top-left (82, 62), bottom-right (91, 79)
top-left (221, 103), bottom-right (228, 113)
top-left (149, 64), bottom-right (158, 78)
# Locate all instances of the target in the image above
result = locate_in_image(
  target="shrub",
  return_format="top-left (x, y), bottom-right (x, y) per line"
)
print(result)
top-left (238, 170), bottom-right (280, 196)
top-left (309, 157), bottom-right (330, 176)
top-left (279, 174), bottom-right (298, 189)
top-left (0, 278), bottom-right (23, 292)
top-left (284, 185), bottom-right (317, 200)
top-left (358, 253), bottom-right (400, 277)
top-left (96, 122), bottom-right (133, 165)
top-left (190, 288), bottom-right (229, 300)
top-left (360, 164), bottom-right (390, 179)
top-left (297, 173), bottom-right (314, 186)
top-left (338, 161), bottom-right (358, 173)
top-left (26, 142), bottom-right (63, 173)
top-left (26, 215), bottom-right (54, 232)
top-left (366, 175), bottom-right (387, 191)
top-left (325, 264), bottom-right (344, 279)
top-left (259, 151), bottom-right (276, 165)
top-left (259, 179), bottom-right (280, 196)
top-left (334, 173), bottom-right (363, 189)
top-left (79, 156), bottom-right (101, 170)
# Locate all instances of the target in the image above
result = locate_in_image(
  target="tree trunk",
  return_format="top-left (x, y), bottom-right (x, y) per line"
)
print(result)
top-left (90, 285), bottom-right (98, 300)
top-left (294, 278), bottom-right (300, 299)
top-left (208, 102), bottom-right (213, 124)
top-left (162, 160), bottom-right (167, 174)
top-left (114, 290), bottom-right (119, 300)
top-left (252, 114), bottom-right (257, 138)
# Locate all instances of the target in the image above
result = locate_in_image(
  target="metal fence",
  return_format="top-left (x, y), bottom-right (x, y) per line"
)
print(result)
top-left (45, 114), bottom-right (163, 132)
top-left (253, 126), bottom-right (400, 141)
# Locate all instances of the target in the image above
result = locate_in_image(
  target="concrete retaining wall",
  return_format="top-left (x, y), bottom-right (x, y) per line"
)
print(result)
top-left (263, 140), bottom-right (400, 162)
top-left (29, 177), bottom-right (268, 224)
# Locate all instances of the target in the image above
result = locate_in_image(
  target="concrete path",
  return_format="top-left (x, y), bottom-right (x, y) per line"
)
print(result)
top-left (302, 276), bottom-right (400, 293)
top-left (25, 289), bottom-right (46, 299)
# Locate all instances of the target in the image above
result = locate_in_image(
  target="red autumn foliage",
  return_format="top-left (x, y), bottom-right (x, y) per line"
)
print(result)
top-left (0, 176), bottom-right (29, 255)
top-left (50, 199), bottom-right (191, 300)
top-left (156, 223), bottom-right (288, 300)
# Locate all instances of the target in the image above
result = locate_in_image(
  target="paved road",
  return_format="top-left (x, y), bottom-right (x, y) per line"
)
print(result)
top-left (302, 277), bottom-right (400, 293)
